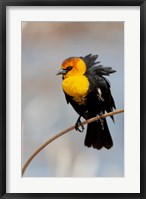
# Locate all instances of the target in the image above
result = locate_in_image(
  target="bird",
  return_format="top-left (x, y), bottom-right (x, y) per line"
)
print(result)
top-left (57, 54), bottom-right (116, 150)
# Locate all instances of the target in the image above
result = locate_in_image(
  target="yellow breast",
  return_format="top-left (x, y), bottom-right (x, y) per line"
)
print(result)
top-left (62, 75), bottom-right (89, 104)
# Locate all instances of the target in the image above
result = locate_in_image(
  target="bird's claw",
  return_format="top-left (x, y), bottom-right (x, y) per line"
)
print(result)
top-left (75, 116), bottom-right (84, 132)
top-left (97, 113), bottom-right (104, 130)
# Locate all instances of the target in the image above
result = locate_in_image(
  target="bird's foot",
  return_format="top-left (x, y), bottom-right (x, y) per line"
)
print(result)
top-left (75, 116), bottom-right (84, 132)
top-left (97, 113), bottom-right (104, 130)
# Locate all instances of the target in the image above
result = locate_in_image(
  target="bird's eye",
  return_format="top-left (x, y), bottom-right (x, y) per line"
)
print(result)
top-left (66, 66), bottom-right (73, 71)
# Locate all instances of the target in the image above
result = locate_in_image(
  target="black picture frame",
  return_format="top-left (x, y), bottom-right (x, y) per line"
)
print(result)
top-left (0, 0), bottom-right (145, 198)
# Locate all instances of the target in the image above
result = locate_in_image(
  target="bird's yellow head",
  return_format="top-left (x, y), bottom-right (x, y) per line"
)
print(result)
top-left (57, 57), bottom-right (86, 78)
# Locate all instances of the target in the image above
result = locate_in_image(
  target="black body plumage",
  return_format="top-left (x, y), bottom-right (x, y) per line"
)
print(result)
top-left (64, 54), bottom-right (116, 150)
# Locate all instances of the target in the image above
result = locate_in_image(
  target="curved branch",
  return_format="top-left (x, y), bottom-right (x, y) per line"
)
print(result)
top-left (22, 108), bottom-right (124, 175)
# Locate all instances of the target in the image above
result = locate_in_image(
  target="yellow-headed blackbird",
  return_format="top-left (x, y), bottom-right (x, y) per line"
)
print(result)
top-left (57, 54), bottom-right (116, 150)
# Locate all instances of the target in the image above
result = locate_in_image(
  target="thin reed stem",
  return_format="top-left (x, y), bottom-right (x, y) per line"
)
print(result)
top-left (22, 109), bottom-right (124, 175)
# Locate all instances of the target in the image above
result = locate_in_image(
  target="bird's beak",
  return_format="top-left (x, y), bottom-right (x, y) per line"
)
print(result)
top-left (56, 68), bottom-right (67, 75)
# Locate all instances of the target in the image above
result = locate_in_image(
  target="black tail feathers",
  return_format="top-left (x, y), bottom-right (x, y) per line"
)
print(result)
top-left (84, 118), bottom-right (113, 150)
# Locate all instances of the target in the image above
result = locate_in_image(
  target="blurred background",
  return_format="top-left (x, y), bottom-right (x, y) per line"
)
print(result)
top-left (22, 22), bottom-right (124, 177)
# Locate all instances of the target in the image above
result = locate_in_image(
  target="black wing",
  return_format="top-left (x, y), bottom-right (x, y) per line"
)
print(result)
top-left (87, 74), bottom-right (116, 121)
top-left (84, 54), bottom-right (116, 120)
